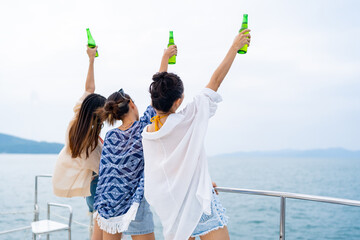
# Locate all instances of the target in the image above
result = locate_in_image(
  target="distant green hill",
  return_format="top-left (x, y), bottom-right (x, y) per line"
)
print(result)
top-left (0, 133), bottom-right (64, 154)
top-left (215, 148), bottom-right (360, 159)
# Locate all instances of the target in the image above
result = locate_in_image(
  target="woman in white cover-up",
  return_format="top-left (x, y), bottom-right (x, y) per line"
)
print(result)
top-left (142, 29), bottom-right (251, 240)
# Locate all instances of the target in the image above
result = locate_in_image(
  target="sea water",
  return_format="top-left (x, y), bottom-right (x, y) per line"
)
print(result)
top-left (0, 154), bottom-right (359, 240)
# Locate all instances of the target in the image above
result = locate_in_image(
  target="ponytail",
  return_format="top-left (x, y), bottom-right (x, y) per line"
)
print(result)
top-left (97, 91), bottom-right (131, 126)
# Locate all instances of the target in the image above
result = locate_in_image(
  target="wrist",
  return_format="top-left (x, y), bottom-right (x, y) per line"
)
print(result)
top-left (230, 44), bottom-right (239, 53)
top-left (163, 53), bottom-right (170, 59)
top-left (89, 58), bottom-right (95, 64)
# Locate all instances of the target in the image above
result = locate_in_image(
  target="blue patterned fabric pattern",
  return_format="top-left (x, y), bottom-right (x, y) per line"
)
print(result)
top-left (94, 105), bottom-right (156, 220)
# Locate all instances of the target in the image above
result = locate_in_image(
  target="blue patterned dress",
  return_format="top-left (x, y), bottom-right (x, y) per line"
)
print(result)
top-left (94, 106), bottom-right (156, 233)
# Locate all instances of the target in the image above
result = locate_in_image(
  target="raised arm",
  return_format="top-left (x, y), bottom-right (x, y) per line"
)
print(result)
top-left (85, 46), bottom-right (98, 93)
top-left (159, 45), bottom-right (177, 72)
top-left (206, 29), bottom-right (251, 92)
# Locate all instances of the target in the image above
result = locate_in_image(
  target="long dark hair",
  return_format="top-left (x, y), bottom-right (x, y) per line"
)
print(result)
top-left (149, 72), bottom-right (184, 113)
top-left (97, 91), bottom-right (132, 126)
top-left (69, 93), bottom-right (106, 158)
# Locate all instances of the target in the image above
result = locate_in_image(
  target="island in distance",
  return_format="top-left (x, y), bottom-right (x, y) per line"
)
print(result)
top-left (215, 148), bottom-right (360, 159)
top-left (0, 133), bottom-right (64, 154)
top-left (1, 132), bottom-right (359, 158)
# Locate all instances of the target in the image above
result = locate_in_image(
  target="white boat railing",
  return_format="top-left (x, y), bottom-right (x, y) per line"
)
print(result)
top-left (34, 174), bottom-right (52, 222)
top-left (215, 187), bottom-right (360, 240)
top-left (2, 176), bottom-right (360, 240)
top-left (0, 175), bottom-right (92, 239)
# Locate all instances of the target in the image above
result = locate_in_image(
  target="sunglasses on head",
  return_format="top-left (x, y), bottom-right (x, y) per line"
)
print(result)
top-left (118, 88), bottom-right (134, 104)
top-left (118, 88), bottom-right (125, 98)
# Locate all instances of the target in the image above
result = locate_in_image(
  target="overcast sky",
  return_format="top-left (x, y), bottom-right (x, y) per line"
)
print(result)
top-left (1, 0), bottom-right (359, 155)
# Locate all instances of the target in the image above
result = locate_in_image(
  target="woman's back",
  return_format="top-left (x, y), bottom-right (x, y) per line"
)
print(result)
top-left (93, 104), bottom-right (156, 234)
top-left (142, 88), bottom-right (222, 240)
top-left (53, 91), bottom-right (104, 198)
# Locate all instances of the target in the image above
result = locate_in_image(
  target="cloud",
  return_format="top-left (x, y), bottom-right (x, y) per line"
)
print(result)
top-left (1, 0), bottom-right (359, 154)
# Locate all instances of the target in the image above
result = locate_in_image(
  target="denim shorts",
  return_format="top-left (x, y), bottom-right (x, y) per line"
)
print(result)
top-left (86, 175), bottom-right (98, 213)
top-left (123, 198), bottom-right (154, 235)
top-left (191, 189), bottom-right (229, 237)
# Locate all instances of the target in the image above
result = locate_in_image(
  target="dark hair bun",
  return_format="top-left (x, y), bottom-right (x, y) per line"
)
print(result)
top-left (104, 100), bottom-right (116, 112)
top-left (98, 92), bottom-right (131, 126)
top-left (152, 72), bottom-right (167, 82)
top-left (149, 72), bottom-right (184, 113)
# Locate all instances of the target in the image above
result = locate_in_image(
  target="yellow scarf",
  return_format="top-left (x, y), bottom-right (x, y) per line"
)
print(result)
top-left (150, 115), bottom-right (168, 131)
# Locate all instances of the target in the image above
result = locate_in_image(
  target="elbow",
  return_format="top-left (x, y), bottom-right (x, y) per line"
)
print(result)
top-left (85, 87), bottom-right (95, 93)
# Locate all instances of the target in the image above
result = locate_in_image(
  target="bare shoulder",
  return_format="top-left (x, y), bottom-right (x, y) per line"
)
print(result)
top-left (147, 123), bottom-right (156, 133)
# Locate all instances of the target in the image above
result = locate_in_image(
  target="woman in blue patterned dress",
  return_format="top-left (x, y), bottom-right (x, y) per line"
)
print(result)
top-left (93, 45), bottom-right (177, 240)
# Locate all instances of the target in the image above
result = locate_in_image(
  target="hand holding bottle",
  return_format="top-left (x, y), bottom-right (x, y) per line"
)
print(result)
top-left (86, 28), bottom-right (98, 57)
top-left (206, 28), bottom-right (251, 92)
top-left (164, 45), bottom-right (177, 59)
top-left (87, 46), bottom-right (98, 61)
top-left (168, 31), bottom-right (176, 64)
top-left (159, 45), bottom-right (177, 72)
top-left (232, 29), bottom-right (251, 52)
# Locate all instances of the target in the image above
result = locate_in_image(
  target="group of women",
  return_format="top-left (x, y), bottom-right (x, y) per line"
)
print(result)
top-left (52, 28), bottom-right (251, 240)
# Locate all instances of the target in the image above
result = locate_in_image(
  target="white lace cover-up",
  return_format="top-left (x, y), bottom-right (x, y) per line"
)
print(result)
top-left (142, 88), bottom-right (222, 240)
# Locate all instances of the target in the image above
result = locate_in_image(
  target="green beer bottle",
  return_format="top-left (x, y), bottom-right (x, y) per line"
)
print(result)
top-left (238, 14), bottom-right (248, 54)
top-left (86, 28), bottom-right (99, 57)
top-left (168, 31), bottom-right (176, 64)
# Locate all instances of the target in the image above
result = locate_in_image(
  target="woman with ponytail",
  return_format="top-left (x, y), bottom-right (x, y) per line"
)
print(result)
top-left (52, 46), bottom-right (106, 238)
top-left (92, 46), bottom-right (177, 240)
